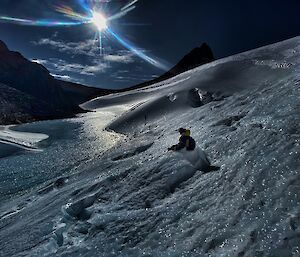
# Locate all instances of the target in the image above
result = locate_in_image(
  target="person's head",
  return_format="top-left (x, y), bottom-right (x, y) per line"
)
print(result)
top-left (178, 128), bottom-right (186, 135)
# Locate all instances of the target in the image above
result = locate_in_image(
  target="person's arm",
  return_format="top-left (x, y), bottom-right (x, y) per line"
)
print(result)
top-left (168, 136), bottom-right (186, 151)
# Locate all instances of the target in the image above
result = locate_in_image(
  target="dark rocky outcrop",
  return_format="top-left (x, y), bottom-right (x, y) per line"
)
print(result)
top-left (0, 83), bottom-right (51, 124)
top-left (0, 41), bottom-right (9, 52)
top-left (163, 43), bottom-right (215, 78)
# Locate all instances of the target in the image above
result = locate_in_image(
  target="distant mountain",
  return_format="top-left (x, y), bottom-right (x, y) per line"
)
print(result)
top-left (0, 40), bottom-right (114, 125)
top-left (0, 41), bottom-right (75, 113)
top-left (163, 43), bottom-right (215, 78)
top-left (56, 79), bottom-right (117, 106)
top-left (125, 43), bottom-right (215, 91)
top-left (0, 40), bottom-right (9, 52)
top-left (0, 83), bottom-right (52, 125)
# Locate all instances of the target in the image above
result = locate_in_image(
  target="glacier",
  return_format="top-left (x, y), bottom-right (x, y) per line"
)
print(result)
top-left (0, 36), bottom-right (300, 257)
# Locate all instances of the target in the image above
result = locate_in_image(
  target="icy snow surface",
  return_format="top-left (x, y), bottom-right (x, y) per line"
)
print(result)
top-left (0, 125), bottom-right (48, 152)
top-left (0, 37), bottom-right (300, 257)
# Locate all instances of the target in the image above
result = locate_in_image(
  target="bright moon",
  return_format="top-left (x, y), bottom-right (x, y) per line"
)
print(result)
top-left (92, 12), bottom-right (107, 31)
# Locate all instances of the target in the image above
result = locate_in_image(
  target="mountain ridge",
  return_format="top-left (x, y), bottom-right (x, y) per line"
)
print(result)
top-left (0, 40), bottom-right (117, 124)
top-left (0, 39), bottom-right (215, 125)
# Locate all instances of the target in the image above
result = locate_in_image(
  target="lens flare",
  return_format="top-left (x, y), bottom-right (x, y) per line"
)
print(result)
top-left (0, 0), bottom-right (168, 70)
top-left (92, 12), bottom-right (107, 31)
top-left (55, 5), bottom-right (88, 21)
top-left (108, 28), bottom-right (167, 70)
top-left (0, 16), bottom-right (85, 26)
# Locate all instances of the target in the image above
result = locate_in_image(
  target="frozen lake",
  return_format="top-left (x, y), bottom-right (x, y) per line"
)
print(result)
top-left (0, 107), bottom-right (126, 203)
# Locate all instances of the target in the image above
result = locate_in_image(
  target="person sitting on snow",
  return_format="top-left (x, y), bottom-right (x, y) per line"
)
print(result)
top-left (168, 128), bottom-right (196, 151)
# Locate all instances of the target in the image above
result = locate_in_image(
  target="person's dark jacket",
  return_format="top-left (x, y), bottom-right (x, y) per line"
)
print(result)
top-left (169, 129), bottom-right (196, 151)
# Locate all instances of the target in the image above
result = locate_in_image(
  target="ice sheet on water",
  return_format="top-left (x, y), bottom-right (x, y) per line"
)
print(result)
top-left (0, 125), bottom-right (48, 144)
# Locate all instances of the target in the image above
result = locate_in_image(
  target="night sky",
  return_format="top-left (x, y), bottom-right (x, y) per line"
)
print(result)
top-left (0, 0), bottom-right (299, 89)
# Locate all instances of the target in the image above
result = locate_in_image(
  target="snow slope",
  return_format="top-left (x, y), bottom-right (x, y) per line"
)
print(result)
top-left (0, 37), bottom-right (300, 257)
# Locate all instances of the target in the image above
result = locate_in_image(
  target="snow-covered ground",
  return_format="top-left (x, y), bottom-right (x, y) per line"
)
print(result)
top-left (0, 125), bottom-right (48, 151)
top-left (0, 37), bottom-right (300, 257)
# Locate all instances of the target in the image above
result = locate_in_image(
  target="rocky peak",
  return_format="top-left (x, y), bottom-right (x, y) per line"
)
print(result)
top-left (176, 43), bottom-right (215, 70)
top-left (0, 40), bottom-right (9, 52)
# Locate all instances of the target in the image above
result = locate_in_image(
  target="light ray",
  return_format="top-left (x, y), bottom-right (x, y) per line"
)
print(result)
top-left (77, 0), bottom-right (92, 14)
top-left (108, 6), bottom-right (136, 21)
top-left (108, 28), bottom-right (167, 70)
top-left (99, 31), bottom-right (103, 55)
top-left (55, 5), bottom-right (89, 21)
top-left (0, 16), bottom-right (85, 26)
top-left (121, 0), bottom-right (139, 11)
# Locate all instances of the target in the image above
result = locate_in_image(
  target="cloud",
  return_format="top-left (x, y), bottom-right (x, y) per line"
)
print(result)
top-left (31, 56), bottom-right (110, 78)
top-left (49, 73), bottom-right (85, 84)
top-left (32, 38), bottom-right (99, 57)
top-left (111, 72), bottom-right (159, 83)
top-left (118, 70), bottom-right (130, 73)
top-left (50, 73), bottom-right (72, 81)
top-left (31, 59), bottom-right (49, 65)
top-left (103, 51), bottom-right (134, 64)
top-left (31, 59), bottom-right (92, 83)
top-left (32, 38), bottom-right (138, 65)
top-left (50, 58), bottom-right (110, 76)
